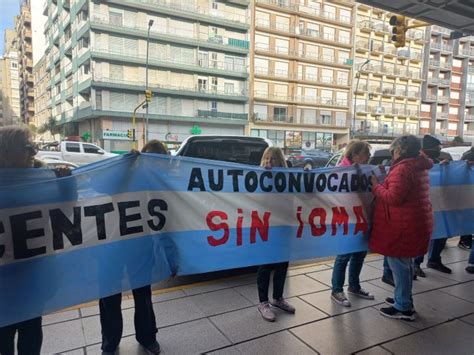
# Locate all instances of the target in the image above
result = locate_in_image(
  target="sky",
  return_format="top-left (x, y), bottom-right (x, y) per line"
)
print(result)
top-left (0, 0), bottom-right (20, 55)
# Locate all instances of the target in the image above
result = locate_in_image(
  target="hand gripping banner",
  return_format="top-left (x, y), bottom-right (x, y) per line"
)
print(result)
top-left (0, 154), bottom-right (473, 326)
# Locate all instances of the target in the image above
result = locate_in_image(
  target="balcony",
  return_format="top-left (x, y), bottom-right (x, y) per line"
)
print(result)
top-left (429, 59), bottom-right (440, 67)
top-left (407, 90), bottom-right (420, 98)
top-left (406, 109), bottom-right (420, 117)
top-left (436, 112), bottom-right (449, 120)
top-left (382, 87), bottom-right (395, 96)
top-left (373, 22), bottom-right (390, 35)
top-left (431, 42), bottom-right (441, 51)
top-left (356, 41), bottom-right (369, 52)
top-left (354, 84), bottom-right (368, 93)
top-left (425, 93), bottom-right (437, 101)
top-left (356, 105), bottom-right (369, 114)
top-left (92, 47), bottom-right (247, 77)
top-left (441, 44), bottom-right (453, 52)
top-left (65, 86), bottom-right (73, 98)
top-left (466, 97), bottom-right (474, 106)
top-left (439, 78), bottom-right (450, 86)
top-left (395, 88), bottom-right (407, 97)
top-left (438, 95), bottom-right (449, 103)
top-left (432, 26), bottom-right (451, 36)
top-left (383, 46), bottom-right (398, 57)
top-left (92, 76), bottom-right (248, 101)
top-left (369, 85), bottom-right (382, 94)
top-left (409, 51), bottom-right (423, 62)
top-left (255, 66), bottom-right (289, 79)
top-left (464, 114), bottom-right (474, 122)
top-left (427, 77), bottom-right (439, 85)
top-left (435, 128), bottom-right (448, 136)
top-left (440, 61), bottom-right (452, 70)
top-left (359, 21), bottom-right (374, 32)
top-left (90, 16), bottom-right (249, 54)
top-left (392, 106), bottom-right (407, 116)
top-left (371, 43), bottom-right (384, 54)
top-left (197, 110), bottom-right (247, 120)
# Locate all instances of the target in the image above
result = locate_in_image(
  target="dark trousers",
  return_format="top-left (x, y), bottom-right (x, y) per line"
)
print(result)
top-left (414, 238), bottom-right (447, 266)
top-left (257, 262), bottom-right (289, 303)
top-left (0, 317), bottom-right (42, 355)
top-left (460, 235), bottom-right (472, 247)
top-left (99, 286), bottom-right (157, 352)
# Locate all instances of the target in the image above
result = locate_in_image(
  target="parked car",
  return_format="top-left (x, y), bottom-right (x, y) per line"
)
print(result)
top-left (176, 135), bottom-right (273, 165)
top-left (441, 146), bottom-right (471, 160)
top-left (41, 158), bottom-right (79, 170)
top-left (326, 143), bottom-right (452, 168)
top-left (287, 149), bottom-right (332, 169)
top-left (36, 141), bottom-right (117, 166)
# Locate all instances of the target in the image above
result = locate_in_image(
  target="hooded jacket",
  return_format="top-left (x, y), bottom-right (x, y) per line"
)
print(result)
top-left (369, 155), bottom-right (434, 257)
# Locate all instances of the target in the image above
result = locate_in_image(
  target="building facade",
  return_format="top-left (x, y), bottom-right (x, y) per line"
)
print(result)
top-left (42, 0), bottom-right (250, 152)
top-left (353, 4), bottom-right (425, 140)
top-left (249, 0), bottom-right (354, 152)
top-left (33, 54), bottom-right (53, 141)
top-left (1, 30), bottom-right (22, 126)
top-left (16, 1), bottom-right (35, 124)
top-left (420, 26), bottom-right (474, 143)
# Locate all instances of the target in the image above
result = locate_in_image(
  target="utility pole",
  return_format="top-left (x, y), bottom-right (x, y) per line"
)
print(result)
top-left (145, 19), bottom-right (154, 142)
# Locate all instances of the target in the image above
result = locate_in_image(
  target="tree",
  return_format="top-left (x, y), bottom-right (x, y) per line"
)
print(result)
top-left (38, 117), bottom-right (62, 140)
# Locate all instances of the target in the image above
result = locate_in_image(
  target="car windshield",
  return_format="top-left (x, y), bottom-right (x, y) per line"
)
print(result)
top-left (180, 138), bottom-right (268, 165)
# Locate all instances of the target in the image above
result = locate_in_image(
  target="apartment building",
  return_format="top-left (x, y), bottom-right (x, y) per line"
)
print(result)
top-left (42, 0), bottom-right (250, 152)
top-left (353, 4), bottom-right (425, 140)
top-left (33, 54), bottom-right (53, 141)
top-left (249, 0), bottom-right (355, 152)
top-left (1, 30), bottom-right (22, 126)
top-left (15, 1), bottom-right (35, 124)
top-left (421, 26), bottom-right (474, 143)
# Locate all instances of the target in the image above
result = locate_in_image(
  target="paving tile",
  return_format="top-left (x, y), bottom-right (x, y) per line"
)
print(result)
top-left (233, 275), bottom-right (328, 304)
top-left (286, 264), bottom-right (332, 277)
top-left (43, 309), bottom-right (80, 326)
top-left (413, 290), bottom-right (474, 319)
top-left (151, 289), bottom-right (186, 303)
top-left (42, 319), bottom-right (87, 354)
top-left (189, 288), bottom-right (252, 316)
top-left (438, 281), bottom-right (474, 303)
top-left (222, 274), bottom-right (256, 288)
top-left (300, 282), bottom-right (391, 316)
top-left (207, 345), bottom-right (242, 355)
top-left (428, 261), bottom-right (474, 283)
top-left (290, 317), bottom-right (373, 354)
top-left (153, 297), bottom-right (206, 328)
top-left (182, 280), bottom-right (232, 296)
top-left (80, 305), bottom-right (100, 318)
top-left (439, 246), bottom-right (470, 264)
top-left (210, 297), bottom-right (327, 343)
top-left (85, 336), bottom-right (147, 355)
top-left (61, 349), bottom-right (85, 355)
top-left (355, 346), bottom-right (392, 355)
top-left (383, 320), bottom-right (474, 355)
top-left (337, 307), bottom-right (416, 345)
top-left (460, 314), bottom-right (474, 326)
top-left (231, 330), bottom-right (317, 355)
top-left (364, 259), bottom-right (385, 270)
top-left (307, 264), bottom-right (382, 287)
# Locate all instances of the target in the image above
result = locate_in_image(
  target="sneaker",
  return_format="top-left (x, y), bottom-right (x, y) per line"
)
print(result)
top-left (379, 306), bottom-right (416, 321)
top-left (414, 265), bottom-right (426, 278)
top-left (348, 288), bottom-right (375, 300)
top-left (382, 275), bottom-right (395, 287)
top-left (458, 240), bottom-right (472, 250)
top-left (142, 341), bottom-right (161, 355)
top-left (331, 291), bottom-right (351, 307)
top-left (258, 302), bottom-right (276, 322)
top-left (385, 298), bottom-right (417, 313)
top-left (466, 265), bottom-right (474, 274)
top-left (427, 261), bottom-right (452, 274)
top-left (270, 298), bottom-right (296, 314)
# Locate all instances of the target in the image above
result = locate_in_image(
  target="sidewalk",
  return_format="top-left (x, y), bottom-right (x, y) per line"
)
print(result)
top-left (40, 238), bottom-right (473, 354)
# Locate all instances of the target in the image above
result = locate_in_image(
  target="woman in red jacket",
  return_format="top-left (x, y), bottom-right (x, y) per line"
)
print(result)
top-left (370, 135), bottom-right (433, 321)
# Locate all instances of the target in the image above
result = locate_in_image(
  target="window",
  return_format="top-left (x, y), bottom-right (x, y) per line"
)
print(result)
top-left (224, 83), bottom-right (234, 94)
top-left (83, 144), bottom-right (102, 154)
top-left (254, 104), bottom-right (268, 120)
top-left (211, 77), bottom-right (218, 91)
top-left (212, 0), bottom-right (218, 10)
top-left (273, 107), bottom-right (287, 121)
top-left (323, 26), bottom-right (335, 41)
top-left (449, 107), bottom-right (459, 115)
top-left (450, 91), bottom-right (460, 99)
top-left (11, 62), bottom-right (18, 68)
top-left (66, 143), bottom-right (80, 153)
top-left (302, 109), bottom-right (316, 124)
top-left (335, 112), bottom-right (346, 127)
top-left (198, 78), bottom-right (207, 91)
top-left (267, 129), bottom-right (285, 147)
top-left (452, 75), bottom-right (461, 84)
top-left (320, 110), bottom-right (332, 124)
top-left (96, 90), bottom-right (102, 110)
top-left (211, 101), bottom-right (217, 111)
top-left (109, 11), bottom-right (123, 26)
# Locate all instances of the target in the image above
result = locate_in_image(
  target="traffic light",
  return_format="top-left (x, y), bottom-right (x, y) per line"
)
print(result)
top-left (145, 90), bottom-right (153, 102)
top-left (127, 128), bottom-right (136, 140)
top-left (389, 15), bottom-right (406, 48)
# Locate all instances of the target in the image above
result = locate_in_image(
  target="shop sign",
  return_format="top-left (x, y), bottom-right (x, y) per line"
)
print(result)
top-left (102, 130), bottom-right (130, 140)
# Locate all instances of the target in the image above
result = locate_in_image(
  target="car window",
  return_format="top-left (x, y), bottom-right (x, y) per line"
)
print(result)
top-left (181, 140), bottom-right (268, 165)
top-left (83, 144), bottom-right (102, 154)
top-left (65, 143), bottom-right (80, 153)
top-left (326, 154), bottom-right (341, 167)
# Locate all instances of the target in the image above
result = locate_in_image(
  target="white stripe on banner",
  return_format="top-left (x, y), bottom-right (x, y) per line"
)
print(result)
top-left (430, 185), bottom-right (474, 211)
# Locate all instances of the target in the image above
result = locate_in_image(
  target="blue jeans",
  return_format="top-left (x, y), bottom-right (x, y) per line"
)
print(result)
top-left (469, 246), bottom-right (474, 265)
top-left (414, 238), bottom-right (447, 266)
top-left (386, 257), bottom-right (414, 311)
top-left (383, 257), bottom-right (393, 279)
top-left (331, 251), bottom-right (367, 293)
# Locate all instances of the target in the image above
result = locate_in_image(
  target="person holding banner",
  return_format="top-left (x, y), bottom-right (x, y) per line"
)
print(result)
top-left (256, 147), bottom-right (295, 322)
top-left (0, 126), bottom-right (43, 355)
top-left (370, 135), bottom-right (433, 321)
top-left (98, 141), bottom-right (166, 355)
top-left (330, 140), bottom-right (375, 307)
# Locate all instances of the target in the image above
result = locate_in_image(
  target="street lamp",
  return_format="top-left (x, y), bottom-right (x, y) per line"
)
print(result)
top-left (145, 19), bottom-right (154, 142)
top-left (352, 59), bottom-right (370, 138)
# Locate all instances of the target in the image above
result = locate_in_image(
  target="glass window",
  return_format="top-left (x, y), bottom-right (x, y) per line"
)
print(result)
top-left (335, 112), bottom-right (346, 127)
top-left (273, 107), bottom-right (287, 121)
top-left (109, 11), bottom-right (123, 26)
top-left (83, 144), bottom-right (102, 154)
top-left (320, 110), bottom-right (332, 124)
top-left (66, 143), bottom-right (80, 153)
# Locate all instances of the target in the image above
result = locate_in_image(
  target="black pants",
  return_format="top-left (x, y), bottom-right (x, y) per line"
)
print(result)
top-left (99, 286), bottom-right (157, 352)
top-left (460, 235), bottom-right (472, 247)
top-left (257, 262), bottom-right (289, 303)
top-left (0, 317), bottom-right (42, 355)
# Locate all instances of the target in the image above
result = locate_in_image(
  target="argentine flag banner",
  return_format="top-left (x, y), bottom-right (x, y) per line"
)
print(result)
top-left (0, 154), bottom-right (473, 326)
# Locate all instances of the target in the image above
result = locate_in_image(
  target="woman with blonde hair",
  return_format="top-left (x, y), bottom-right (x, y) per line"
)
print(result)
top-left (330, 139), bottom-right (375, 307)
top-left (256, 147), bottom-right (295, 322)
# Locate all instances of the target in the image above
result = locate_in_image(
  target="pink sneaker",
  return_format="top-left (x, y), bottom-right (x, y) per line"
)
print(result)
top-left (258, 302), bottom-right (276, 322)
top-left (271, 298), bottom-right (296, 314)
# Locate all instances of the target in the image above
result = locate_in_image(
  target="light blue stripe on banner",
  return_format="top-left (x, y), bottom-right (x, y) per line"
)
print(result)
top-left (428, 161), bottom-right (474, 187)
top-left (432, 208), bottom-right (474, 239)
top-left (0, 225), bottom-right (367, 327)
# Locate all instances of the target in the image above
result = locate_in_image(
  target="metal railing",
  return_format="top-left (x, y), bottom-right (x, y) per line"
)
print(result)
top-left (197, 110), bottom-right (247, 120)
